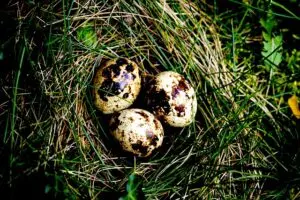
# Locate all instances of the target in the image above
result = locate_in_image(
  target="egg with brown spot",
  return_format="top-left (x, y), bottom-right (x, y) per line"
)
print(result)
top-left (146, 71), bottom-right (197, 127)
top-left (93, 58), bottom-right (141, 114)
top-left (109, 108), bottom-right (164, 157)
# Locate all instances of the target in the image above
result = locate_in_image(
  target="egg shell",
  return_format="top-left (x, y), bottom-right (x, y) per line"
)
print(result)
top-left (146, 71), bottom-right (197, 127)
top-left (93, 58), bottom-right (141, 114)
top-left (109, 108), bottom-right (164, 157)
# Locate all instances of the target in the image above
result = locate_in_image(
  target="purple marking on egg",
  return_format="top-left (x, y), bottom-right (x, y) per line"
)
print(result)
top-left (124, 73), bottom-right (132, 80)
top-left (171, 88), bottom-right (180, 99)
top-left (146, 130), bottom-right (154, 139)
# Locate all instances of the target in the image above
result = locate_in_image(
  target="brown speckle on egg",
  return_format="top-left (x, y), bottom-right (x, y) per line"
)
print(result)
top-left (175, 105), bottom-right (185, 117)
top-left (147, 88), bottom-right (171, 117)
top-left (125, 64), bottom-right (135, 72)
top-left (136, 111), bottom-right (150, 121)
top-left (109, 113), bottom-right (121, 132)
top-left (123, 93), bottom-right (129, 99)
top-left (153, 119), bottom-right (159, 130)
top-left (116, 58), bottom-right (128, 65)
top-left (149, 135), bottom-right (159, 146)
top-left (131, 140), bottom-right (148, 156)
top-left (178, 78), bottom-right (190, 91)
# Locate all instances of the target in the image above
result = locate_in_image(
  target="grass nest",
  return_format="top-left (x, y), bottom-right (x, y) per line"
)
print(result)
top-left (1, 0), bottom-right (299, 199)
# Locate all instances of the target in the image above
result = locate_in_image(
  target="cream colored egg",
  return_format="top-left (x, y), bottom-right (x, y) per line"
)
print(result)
top-left (109, 109), bottom-right (164, 157)
top-left (146, 71), bottom-right (197, 127)
top-left (93, 58), bottom-right (141, 114)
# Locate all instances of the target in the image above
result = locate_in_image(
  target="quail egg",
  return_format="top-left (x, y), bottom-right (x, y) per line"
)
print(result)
top-left (109, 108), bottom-right (164, 157)
top-left (146, 71), bottom-right (197, 127)
top-left (93, 58), bottom-right (141, 114)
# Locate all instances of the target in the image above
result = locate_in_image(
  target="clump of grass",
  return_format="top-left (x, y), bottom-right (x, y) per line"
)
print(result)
top-left (2, 0), bottom-right (300, 199)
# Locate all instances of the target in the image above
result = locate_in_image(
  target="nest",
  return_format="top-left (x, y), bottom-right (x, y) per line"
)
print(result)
top-left (6, 0), bottom-right (284, 199)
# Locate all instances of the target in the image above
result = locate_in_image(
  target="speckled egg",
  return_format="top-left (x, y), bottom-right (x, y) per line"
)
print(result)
top-left (109, 108), bottom-right (164, 157)
top-left (93, 58), bottom-right (141, 114)
top-left (146, 71), bottom-right (197, 127)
